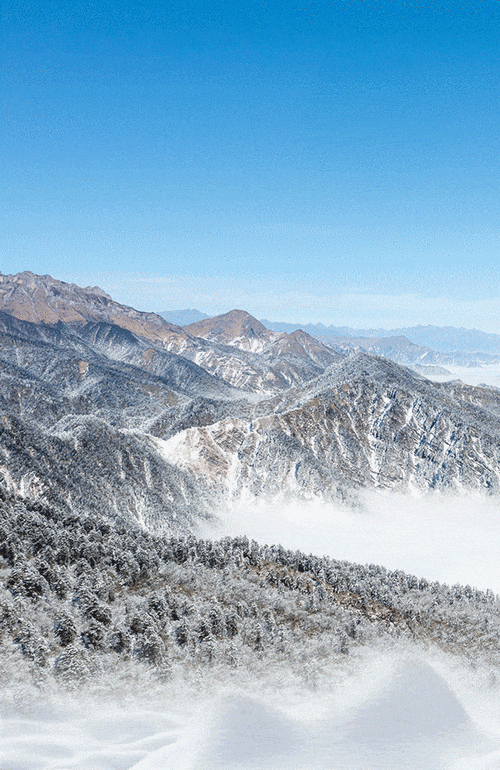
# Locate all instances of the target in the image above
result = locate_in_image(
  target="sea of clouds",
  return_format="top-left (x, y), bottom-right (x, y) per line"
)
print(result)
top-left (215, 490), bottom-right (500, 594)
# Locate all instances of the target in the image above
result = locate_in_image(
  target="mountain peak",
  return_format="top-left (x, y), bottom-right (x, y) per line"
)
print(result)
top-left (159, 308), bottom-right (209, 326)
top-left (0, 270), bottom-right (192, 344)
top-left (184, 309), bottom-right (274, 351)
top-left (0, 270), bottom-right (111, 299)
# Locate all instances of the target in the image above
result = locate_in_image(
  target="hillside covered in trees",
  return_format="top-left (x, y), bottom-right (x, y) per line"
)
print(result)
top-left (2, 487), bottom-right (500, 707)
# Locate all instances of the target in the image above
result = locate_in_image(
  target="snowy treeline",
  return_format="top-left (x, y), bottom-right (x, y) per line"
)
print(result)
top-left (1, 487), bottom-right (500, 698)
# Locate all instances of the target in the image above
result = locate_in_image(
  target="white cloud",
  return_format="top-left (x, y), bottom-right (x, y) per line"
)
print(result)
top-left (207, 490), bottom-right (500, 595)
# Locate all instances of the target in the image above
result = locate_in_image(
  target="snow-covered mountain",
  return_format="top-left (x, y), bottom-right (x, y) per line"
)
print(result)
top-left (2, 271), bottom-right (500, 526)
top-left (159, 352), bottom-right (500, 505)
top-left (185, 309), bottom-right (281, 353)
top-left (4, 271), bottom-right (500, 768)
top-left (170, 309), bottom-right (342, 391)
top-left (0, 274), bottom-right (344, 528)
top-left (0, 272), bottom-right (341, 396)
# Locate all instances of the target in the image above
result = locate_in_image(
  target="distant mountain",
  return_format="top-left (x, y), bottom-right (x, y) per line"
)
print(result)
top-left (330, 334), bottom-right (500, 368)
top-left (263, 319), bottom-right (500, 356)
top-left (178, 309), bottom-right (343, 390)
top-left (389, 325), bottom-right (500, 355)
top-left (184, 309), bottom-right (337, 365)
top-left (159, 308), bottom-right (209, 325)
top-left (185, 309), bottom-right (275, 352)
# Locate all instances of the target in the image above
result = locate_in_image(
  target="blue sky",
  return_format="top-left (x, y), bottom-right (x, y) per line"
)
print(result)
top-left (2, 0), bottom-right (499, 329)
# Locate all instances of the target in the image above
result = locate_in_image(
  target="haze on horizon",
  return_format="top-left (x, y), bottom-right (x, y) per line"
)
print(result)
top-left (2, 0), bottom-right (499, 331)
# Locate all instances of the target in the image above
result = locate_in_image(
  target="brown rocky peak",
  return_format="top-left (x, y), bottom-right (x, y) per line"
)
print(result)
top-left (0, 271), bottom-right (111, 298)
top-left (0, 271), bottom-right (188, 344)
top-left (0, 271), bottom-right (113, 324)
top-left (185, 309), bottom-right (275, 346)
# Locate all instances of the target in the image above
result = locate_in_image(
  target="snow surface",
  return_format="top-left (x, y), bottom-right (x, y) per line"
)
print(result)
top-left (4, 654), bottom-right (500, 769)
top-left (190, 662), bottom-right (496, 770)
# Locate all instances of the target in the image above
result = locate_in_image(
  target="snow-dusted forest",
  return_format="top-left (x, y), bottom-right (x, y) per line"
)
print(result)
top-left (3, 487), bottom-right (500, 768)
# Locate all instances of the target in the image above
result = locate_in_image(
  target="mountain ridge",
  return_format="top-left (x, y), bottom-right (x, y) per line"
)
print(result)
top-left (263, 318), bottom-right (500, 356)
top-left (1, 271), bottom-right (500, 532)
top-left (159, 351), bottom-right (500, 505)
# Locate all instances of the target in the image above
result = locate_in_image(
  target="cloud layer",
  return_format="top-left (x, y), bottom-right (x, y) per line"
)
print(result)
top-left (207, 490), bottom-right (500, 595)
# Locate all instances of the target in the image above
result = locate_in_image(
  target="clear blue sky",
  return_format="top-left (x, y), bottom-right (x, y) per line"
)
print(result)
top-left (2, 0), bottom-right (500, 329)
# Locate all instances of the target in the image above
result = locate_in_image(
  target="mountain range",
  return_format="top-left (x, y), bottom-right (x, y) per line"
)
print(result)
top-left (162, 308), bottom-right (500, 356)
top-left (161, 307), bottom-right (500, 371)
top-left (262, 319), bottom-right (500, 357)
top-left (1, 271), bottom-right (500, 532)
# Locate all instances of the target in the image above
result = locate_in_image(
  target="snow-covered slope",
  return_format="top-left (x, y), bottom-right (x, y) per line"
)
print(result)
top-left (159, 353), bottom-right (500, 503)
